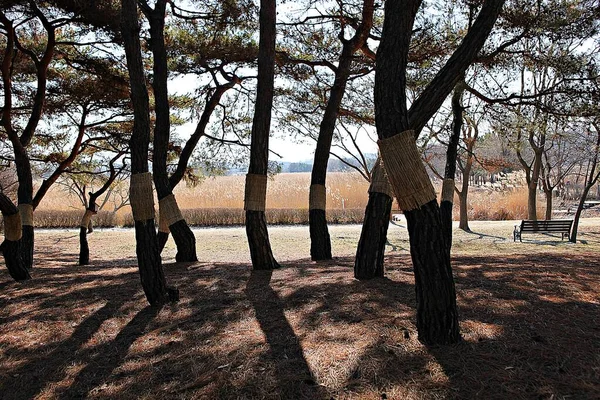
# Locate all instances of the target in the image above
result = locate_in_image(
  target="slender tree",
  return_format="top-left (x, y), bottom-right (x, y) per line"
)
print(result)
top-left (244, 0), bottom-right (279, 270)
top-left (121, 0), bottom-right (177, 305)
top-left (139, 0), bottom-right (197, 262)
top-left (0, 4), bottom-right (56, 269)
top-left (78, 153), bottom-right (126, 265)
top-left (307, 0), bottom-right (375, 261)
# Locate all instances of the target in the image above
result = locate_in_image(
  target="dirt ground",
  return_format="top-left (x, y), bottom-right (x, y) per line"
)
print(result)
top-left (0, 219), bottom-right (599, 399)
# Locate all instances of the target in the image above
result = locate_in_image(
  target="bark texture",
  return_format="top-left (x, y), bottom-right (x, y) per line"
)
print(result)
top-left (357, 0), bottom-right (505, 344)
top-left (146, 0), bottom-right (197, 262)
top-left (0, 193), bottom-right (29, 281)
top-left (405, 201), bottom-right (460, 345)
top-left (79, 225), bottom-right (89, 266)
top-left (121, 0), bottom-right (175, 306)
top-left (440, 82), bottom-right (464, 253)
top-left (309, 209), bottom-right (332, 260)
top-left (354, 192), bottom-right (393, 279)
top-left (244, 0), bottom-right (279, 270)
top-left (308, 0), bottom-right (375, 260)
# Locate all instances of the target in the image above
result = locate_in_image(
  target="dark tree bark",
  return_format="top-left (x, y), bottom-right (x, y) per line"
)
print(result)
top-left (143, 0), bottom-right (197, 263)
top-left (543, 188), bottom-right (553, 220)
top-left (309, 0), bottom-right (375, 261)
top-left (570, 127), bottom-right (600, 243)
top-left (121, 0), bottom-right (176, 306)
top-left (79, 155), bottom-right (124, 265)
top-left (440, 82), bottom-right (465, 254)
top-left (0, 6), bottom-right (55, 269)
top-left (356, 0), bottom-right (505, 345)
top-left (354, 192), bottom-right (393, 279)
top-left (245, 0), bottom-right (279, 270)
top-left (0, 193), bottom-right (30, 281)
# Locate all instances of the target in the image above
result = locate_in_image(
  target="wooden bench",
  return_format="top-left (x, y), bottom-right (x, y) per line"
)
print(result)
top-left (513, 219), bottom-right (573, 242)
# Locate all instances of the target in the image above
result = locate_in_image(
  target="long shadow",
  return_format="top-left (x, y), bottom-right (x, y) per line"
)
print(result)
top-left (59, 306), bottom-right (160, 399)
top-left (428, 254), bottom-right (600, 399)
top-left (246, 270), bottom-right (327, 399)
top-left (1, 300), bottom-right (124, 400)
top-left (463, 230), bottom-right (507, 241)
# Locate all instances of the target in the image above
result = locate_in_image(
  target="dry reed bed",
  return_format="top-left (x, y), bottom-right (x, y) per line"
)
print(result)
top-left (27, 173), bottom-right (546, 228)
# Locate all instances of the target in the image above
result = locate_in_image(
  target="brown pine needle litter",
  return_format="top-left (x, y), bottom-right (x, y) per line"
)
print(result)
top-left (0, 219), bottom-right (599, 399)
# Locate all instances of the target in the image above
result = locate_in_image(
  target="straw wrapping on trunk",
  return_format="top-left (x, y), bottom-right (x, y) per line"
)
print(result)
top-left (309, 184), bottom-right (327, 210)
top-left (129, 172), bottom-right (155, 221)
top-left (441, 178), bottom-right (455, 203)
top-left (244, 173), bottom-right (268, 211)
top-left (18, 204), bottom-right (34, 226)
top-left (80, 209), bottom-right (97, 228)
top-left (368, 157), bottom-right (394, 198)
top-left (159, 194), bottom-right (184, 229)
top-left (378, 130), bottom-right (436, 211)
top-left (3, 213), bottom-right (22, 241)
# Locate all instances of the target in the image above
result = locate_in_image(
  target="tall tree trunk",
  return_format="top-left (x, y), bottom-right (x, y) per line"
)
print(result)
top-left (458, 190), bottom-right (470, 231)
top-left (570, 185), bottom-right (590, 243)
top-left (356, 0), bottom-right (505, 344)
top-left (0, 193), bottom-right (30, 281)
top-left (354, 191), bottom-right (392, 279)
top-left (16, 151), bottom-right (34, 269)
top-left (121, 0), bottom-right (176, 306)
top-left (440, 81), bottom-right (465, 253)
top-left (147, 0), bottom-right (197, 263)
top-left (527, 184), bottom-right (538, 220)
top-left (244, 0), bottom-right (279, 270)
top-left (544, 188), bottom-right (553, 220)
top-left (527, 148), bottom-right (543, 220)
top-left (309, 0), bottom-right (375, 261)
top-left (0, 7), bottom-right (54, 270)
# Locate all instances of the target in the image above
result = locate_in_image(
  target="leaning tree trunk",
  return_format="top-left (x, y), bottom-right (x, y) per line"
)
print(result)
top-left (354, 157), bottom-right (393, 279)
top-left (148, 0), bottom-right (197, 263)
top-left (309, 0), bottom-right (374, 261)
top-left (121, 0), bottom-right (176, 305)
top-left (458, 190), bottom-right (471, 231)
top-left (356, 0), bottom-right (504, 344)
top-left (78, 206), bottom-right (96, 266)
top-left (570, 184), bottom-right (592, 243)
top-left (0, 193), bottom-right (30, 281)
top-left (544, 188), bottom-right (553, 220)
top-left (244, 0), bottom-right (279, 270)
top-left (440, 81), bottom-right (465, 254)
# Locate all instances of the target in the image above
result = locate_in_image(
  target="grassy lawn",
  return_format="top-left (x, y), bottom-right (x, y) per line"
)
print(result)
top-left (0, 218), bottom-right (598, 399)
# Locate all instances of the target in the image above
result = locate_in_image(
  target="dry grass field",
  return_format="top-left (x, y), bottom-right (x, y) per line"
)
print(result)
top-left (0, 219), bottom-right (599, 399)
top-left (31, 172), bottom-right (552, 228)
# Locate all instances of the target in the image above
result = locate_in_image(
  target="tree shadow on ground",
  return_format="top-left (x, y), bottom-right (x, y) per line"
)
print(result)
top-left (1, 251), bottom-right (598, 399)
top-left (59, 306), bottom-right (159, 399)
top-left (321, 253), bottom-right (600, 399)
top-left (246, 269), bottom-right (327, 399)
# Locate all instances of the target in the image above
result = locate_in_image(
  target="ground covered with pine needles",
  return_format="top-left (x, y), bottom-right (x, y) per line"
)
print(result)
top-left (0, 220), bottom-right (599, 399)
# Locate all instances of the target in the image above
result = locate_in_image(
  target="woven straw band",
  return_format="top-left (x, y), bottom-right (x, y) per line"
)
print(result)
top-left (441, 178), bottom-right (455, 203)
top-left (159, 194), bottom-right (184, 229)
top-left (129, 172), bottom-right (155, 221)
top-left (80, 209), bottom-right (97, 228)
top-left (4, 213), bottom-right (22, 241)
top-left (18, 204), bottom-right (34, 226)
top-left (378, 131), bottom-right (436, 211)
top-left (368, 157), bottom-right (394, 198)
top-left (244, 173), bottom-right (268, 211)
top-left (309, 184), bottom-right (327, 210)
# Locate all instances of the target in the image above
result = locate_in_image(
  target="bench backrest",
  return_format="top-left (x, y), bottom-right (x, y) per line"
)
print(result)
top-left (520, 220), bottom-right (573, 232)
